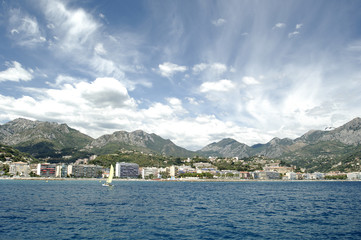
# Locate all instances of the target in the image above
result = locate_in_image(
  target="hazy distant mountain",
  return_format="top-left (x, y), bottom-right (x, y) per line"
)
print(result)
top-left (85, 130), bottom-right (195, 157)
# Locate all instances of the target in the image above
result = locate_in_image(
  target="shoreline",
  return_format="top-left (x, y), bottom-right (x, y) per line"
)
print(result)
top-left (0, 177), bottom-right (359, 182)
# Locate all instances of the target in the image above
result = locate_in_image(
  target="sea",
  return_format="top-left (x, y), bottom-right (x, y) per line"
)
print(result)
top-left (1, 180), bottom-right (361, 240)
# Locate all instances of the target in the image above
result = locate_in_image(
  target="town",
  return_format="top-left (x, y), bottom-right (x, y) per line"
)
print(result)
top-left (1, 150), bottom-right (361, 181)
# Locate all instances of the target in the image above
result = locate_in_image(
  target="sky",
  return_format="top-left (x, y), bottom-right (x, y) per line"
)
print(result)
top-left (1, 0), bottom-right (361, 150)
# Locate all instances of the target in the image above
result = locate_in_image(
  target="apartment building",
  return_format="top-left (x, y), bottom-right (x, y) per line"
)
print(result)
top-left (115, 162), bottom-right (139, 178)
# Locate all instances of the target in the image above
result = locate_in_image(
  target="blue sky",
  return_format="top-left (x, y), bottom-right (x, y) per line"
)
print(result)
top-left (1, 0), bottom-right (361, 150)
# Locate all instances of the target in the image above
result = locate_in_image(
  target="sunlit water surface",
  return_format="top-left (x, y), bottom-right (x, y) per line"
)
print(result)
top-left (1, 180), bottom-right (361, 239)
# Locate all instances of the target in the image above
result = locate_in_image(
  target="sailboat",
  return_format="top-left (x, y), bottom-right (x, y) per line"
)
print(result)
top-left (102, 165), bottom-right (114, 187)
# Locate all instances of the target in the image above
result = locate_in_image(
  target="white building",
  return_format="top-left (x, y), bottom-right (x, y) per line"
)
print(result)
top-left (9, 162), bottom-right (29, 177)
top-left (347, 172), bottom-right (361, 180)
top-left (142, 167), bottom-right (158, 179)
top-left (285, 172), bottom-right (297, 180)
top-left (311, 172), bottom-right (324, 180)
top-left (169, 166), bottom-right (177, 177)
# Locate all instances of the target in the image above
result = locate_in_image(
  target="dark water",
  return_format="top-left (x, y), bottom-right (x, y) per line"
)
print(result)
top-left (1, 180), bottom-right (361, 240)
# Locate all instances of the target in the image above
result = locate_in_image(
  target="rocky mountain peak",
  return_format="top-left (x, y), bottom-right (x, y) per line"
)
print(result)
top-left (336, 117), bottom-right (361, 131)
top-left (0, 118), bottom-right (92, 149)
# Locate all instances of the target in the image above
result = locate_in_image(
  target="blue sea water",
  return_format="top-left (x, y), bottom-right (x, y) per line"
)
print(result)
top-left (1, 180), bottom-right (361, 240)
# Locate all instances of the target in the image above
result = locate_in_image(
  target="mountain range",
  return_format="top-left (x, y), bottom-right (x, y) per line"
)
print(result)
top-left (0, 118), bottom-right (193, 159)
top-left (1, 117), bottom-right (361, 172)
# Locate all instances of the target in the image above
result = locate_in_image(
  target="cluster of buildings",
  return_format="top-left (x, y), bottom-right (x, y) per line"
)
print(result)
top-left (138, 163), bottom-right (361, 181)
top-left (2, 162), bottom-right (140, 179)
top-left (2, 159), bottom-right (361, 181)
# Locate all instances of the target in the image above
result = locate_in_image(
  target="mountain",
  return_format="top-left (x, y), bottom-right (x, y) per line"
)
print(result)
top-left (0, 118), bottom-right (195, 159)
top-left (198, 118), bottom-right (361, 160)
top-left (198, 137), bottom-right (296, 158)
top-left (199, 138), bottom-right (253, 158)
top-left (84, 130), bottom-right (195, 157)
top-left (1, 117), bottom-right (361, 172)
top-left (295, 117), bottom-right (361, 145)
top-left (251, 137), bottom-right (295, 158)
top-left (0, 118), bottom-right (93, 158)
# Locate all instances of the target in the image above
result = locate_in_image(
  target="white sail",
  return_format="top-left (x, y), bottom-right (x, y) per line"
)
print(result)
top-left (106, 165), bottom-right (114, 184)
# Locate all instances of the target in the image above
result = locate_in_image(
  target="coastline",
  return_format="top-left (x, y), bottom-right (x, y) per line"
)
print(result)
top-left (0, 177), bottom-right (359, 182)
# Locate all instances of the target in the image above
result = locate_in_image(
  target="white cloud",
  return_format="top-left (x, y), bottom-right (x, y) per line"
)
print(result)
top-left (242, 76), bottom-right (259, 85)
top-left (167, 97), bottom-right (182, 106)
top-left (288, 31), bottom-right (300, 38)
top-left (0, 61), bottom-right (33, 82)
top-left (78, 78), bottom-right (136, 108)
top-left (158, 62), bottom-right (187, 78)
top-left (296, 23), bottom-right (303, 29)
top-left (200, 79), bottom-right (235, 92)
top-left (212, 18), bottom-right (226, 27)
top-left (273, 22), bottom-right (286, 29)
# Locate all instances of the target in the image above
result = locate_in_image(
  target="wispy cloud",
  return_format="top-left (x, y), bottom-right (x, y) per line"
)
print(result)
top-left (158, 62), bottom-right (187, 78)
top-left (288, 23), bottom-right (303, 38)
top-left (8, 9), bottom-right (46, 47)
top-left (192, 63), bottom-right (227, 75)
top-left (43, 1), bottom-right (99, 52)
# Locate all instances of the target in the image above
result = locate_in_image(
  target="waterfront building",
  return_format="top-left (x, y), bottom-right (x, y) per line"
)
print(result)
top-left (347, 172), bottom-right (361, 180)
top-left (239, 171), bottom-right (251, 179)
top-left (264, 164), bottom-right (293, 174)
top-left (55, 164), bottom-right (68, 178)
top-left (37, 163), bottom-right (57, 177)
top-left (310, 172), bottom-right (324, 180)
top-left (220, 170), bottom-right (240, 178)
top-left (9, 162), bottom-right (30, 177)
top-left (302, 173), bottom-right (311, 180)
top-left (178, 165), bottom-right (196, 174)
top-left (116, 162), bottom-right (139, 178)
top-left (255, 171), bottom-right (280, 180)
top-left (285, 172), bottom-right (297, 180)
top-left (141, 167), bottom-right (158, 179)
top-left (69, 164), bottom-right (103, 178)
top-left (169, 165), bottom-right (177, 177)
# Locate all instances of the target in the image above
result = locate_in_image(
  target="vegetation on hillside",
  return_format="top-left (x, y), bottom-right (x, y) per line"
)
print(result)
top-left (280, 141), bottom-right (361, 172)
top-left (0, 144), bottom-right (36, 163)
top-left (89, 150), bottom-right (183, 167)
